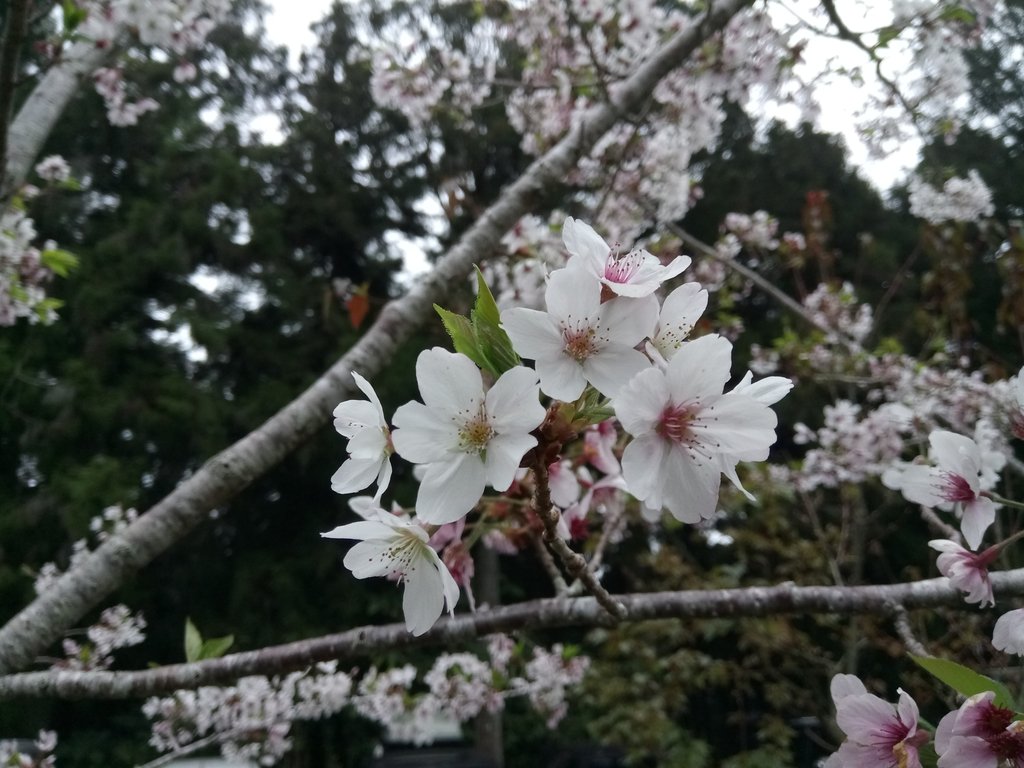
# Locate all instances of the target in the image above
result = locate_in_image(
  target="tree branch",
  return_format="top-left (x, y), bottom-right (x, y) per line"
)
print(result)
top-left (2, 569), bottom-right (1021, 700)
top-left (0, 0), bottom-right (31, 187)
top-left (3, 36), bottom-right (118, 199)
top-left (0, 0), bottom-right (755, 674)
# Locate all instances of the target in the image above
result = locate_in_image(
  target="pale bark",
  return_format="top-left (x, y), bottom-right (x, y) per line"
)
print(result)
top-left (0, 0), bottom-right (754, 674)
top-left (0, 569), bottom-right (1020, 700)
top-left (3, 38), bottom-right (117, 198)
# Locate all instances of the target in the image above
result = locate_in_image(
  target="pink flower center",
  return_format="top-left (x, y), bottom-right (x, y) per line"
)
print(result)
top-left (656, 404), bottom-right (693, 444)
top-left (562, 326), bottom-right (598, 361)
top-left (603, 249), bottom-right (645, 284)
top-left (939, 471), bottom-right (977, 503)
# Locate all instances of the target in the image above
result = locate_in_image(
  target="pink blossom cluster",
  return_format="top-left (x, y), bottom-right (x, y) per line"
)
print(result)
top-left (801, 282), bottom-right (874, 347)
top-left (74, 0), bottom-right (230, 125)
top-left (723, 211), bottom-right (780, 250)
top-left (56, 604), bottom-right (147, 671)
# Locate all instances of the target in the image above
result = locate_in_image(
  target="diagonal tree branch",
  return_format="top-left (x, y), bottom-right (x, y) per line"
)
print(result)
top-left (2, 36), bottom-right (119, 199)
top-left (0, 0), bottom-right (32, 188)
top-left (1, 569), bottom-right (1022, 700)
top-left (0, 0), bottom-right (755, 675)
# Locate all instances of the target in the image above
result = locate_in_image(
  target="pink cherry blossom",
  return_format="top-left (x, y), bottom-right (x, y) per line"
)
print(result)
top-left (825, 673), bottom-right (928, 768)
top-left (935, 691), bottom-right (1024, 768)
top-left (928, 539), bottom-right (997, 607)
top-left (562, 217), bottom-right (690, 298)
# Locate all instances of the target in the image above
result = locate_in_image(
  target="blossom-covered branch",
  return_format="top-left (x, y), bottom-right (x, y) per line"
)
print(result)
top-left (0, 0), bottom-right (754, 675)
top-left (6, 569), bottom-right (1024, 701)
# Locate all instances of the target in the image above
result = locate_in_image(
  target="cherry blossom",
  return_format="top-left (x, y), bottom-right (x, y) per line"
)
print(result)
top-left (391, 348), bottom-right (545, 524)
top-left (322, 508), bottom-right (459, 636)
top-left (1010, 365), bottom-right (1024, 440)
top-left (908, 170), bottom-right (994, 225)
top-left (331, 372), bottom-right (392, 502)
top-left (928, 539), bottom-right (996, 607)
top-left (613, 334), bottom-right (782, 523)
top-left (501, 268), bottom-right (657, 401)
top-left (934, 691), bottom-right (1024, 768)
top-left (562, 217), bottom-right (690, 298)
top-left (887, 430), bottom-right (1002, 550)
top-left (825, 673), bottom-right (929, 768)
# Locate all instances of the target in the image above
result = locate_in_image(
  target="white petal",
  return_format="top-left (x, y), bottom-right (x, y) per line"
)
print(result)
top-left (691, 393), bottom-right (778, 461)
top-left (331, 458), bottom-right (383, 494)
top-left (416, 347), bottom-right (484, 415)
top-left (342, 539), bottom-right (397, 579)
top-left (486, 366), bottom-right (545, 434)
top-left (392, 401), bottom-right (458, 463)
top-left (666, 334), bottom-right (734, 402)
top-left (960, 497), bottom-right (997, 550)
top-left (347, 426), bottom-right (387, 458)
top-left (333, 401), bottom-right (380, 438)
top-left (351, 371), bottom-right (385, 420)
top-left (830, 673), bottom-right (867, 702)
top-left (321, 519), bottom-right (396, 541)
top-left (403, 557), bottom-right (445, 636)
top-left (562, 217), bottom-right (609, 272)
top-left (485, 432), bottom-right (538, 491)
top-left (535, 356), bottom-right (587, 402)
top-left (732, 373), bottom-right (793, 406)
top-left (584, 346), bottom-right (654, 399)
top-left (614, 366), bottom-right (669, 435)
top-left (545, 267), bottom-right (601, 323)
top-left (898, 465), bottom-right (946, 507)
top-left (374, 458), bottom-right (393, 502)
top-left (621, 433), bottom-right (668, 504)
top-left (599, 295), bottom-right (659, 345)
top-left (929, 430), bottom-right (980, 477)
top-left (416, 454), bottom-right (487, 525)
top-left (661, 445), bottom-right (720, 523)
top-left (501, 308), bottom-right (561, 360)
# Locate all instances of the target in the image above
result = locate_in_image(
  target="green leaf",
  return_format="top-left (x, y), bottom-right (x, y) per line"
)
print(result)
top-left (184, 617), bottom-right (203, 663)
top-left (200, 634), bottom-right (235, 660)
top-left (61, 0), bottom-right (88, 32)
top-left (472, 266), bottom-right (501, 327)
top-left (475, 321), bottom-right (520, 375)
top-left (912, 655), bottom-right (1016, 709)
top-left (434, 304), bottom-right (489, 370)
top-left (41, 248), bottom-right (79, 278)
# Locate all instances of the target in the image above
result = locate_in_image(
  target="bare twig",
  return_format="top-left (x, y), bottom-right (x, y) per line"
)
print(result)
top-left (919, 505), bottom-right (961, 542)
top-left (890, 603), bottom-right (931, 657)
top-left (530, 458), bottom-right (627, 620)
top-left (532, 532), bottom-right (569, 596)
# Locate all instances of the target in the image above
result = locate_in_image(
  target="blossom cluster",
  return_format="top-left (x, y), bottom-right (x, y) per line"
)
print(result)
top-left (908, 170), bottom-right (995, 225)
top-left (143, 637), bottom-right (587, 764)
top-left (0, 208), bottom-right (58, 326)
top-left (326, 217), bottom-right (790, 635)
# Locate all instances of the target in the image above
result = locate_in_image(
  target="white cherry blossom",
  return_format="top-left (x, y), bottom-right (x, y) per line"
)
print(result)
top-left (391, 348), bottom-right (545, 524)
top-left (322, 509), bottom-right (459, 636)
top-left (993, 609), bottom-right (1024, 656)
top-left (888, 430), bottom-right (1002, 549)
top-left (501, 268), bottom-right (657, 401)
top-left (613, 334), bottom-right (781, 523)
top-left (562, 217), bottom-right (690, 298)
top-left (331, 372), bottom-right (392, 502)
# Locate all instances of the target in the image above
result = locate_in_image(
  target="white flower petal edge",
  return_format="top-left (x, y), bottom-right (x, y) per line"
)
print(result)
top-left (331, 371), bottom-right (392, 502)
top-left (322, 511), bottom-right (459, 636)
top-left (392, 348), bottom-right (545, 525)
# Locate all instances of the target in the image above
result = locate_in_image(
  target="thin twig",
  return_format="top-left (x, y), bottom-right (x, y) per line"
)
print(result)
top-left (531, 532), bottom-right (569, 596)
top-left (919, 505), bottom-right (961, 542)
top-left (531, 459), bottom-right (627, 620)
top-left (135, 731), bottom-right (230, 768)
top-left (889, 603), bottom-right (930, 657)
